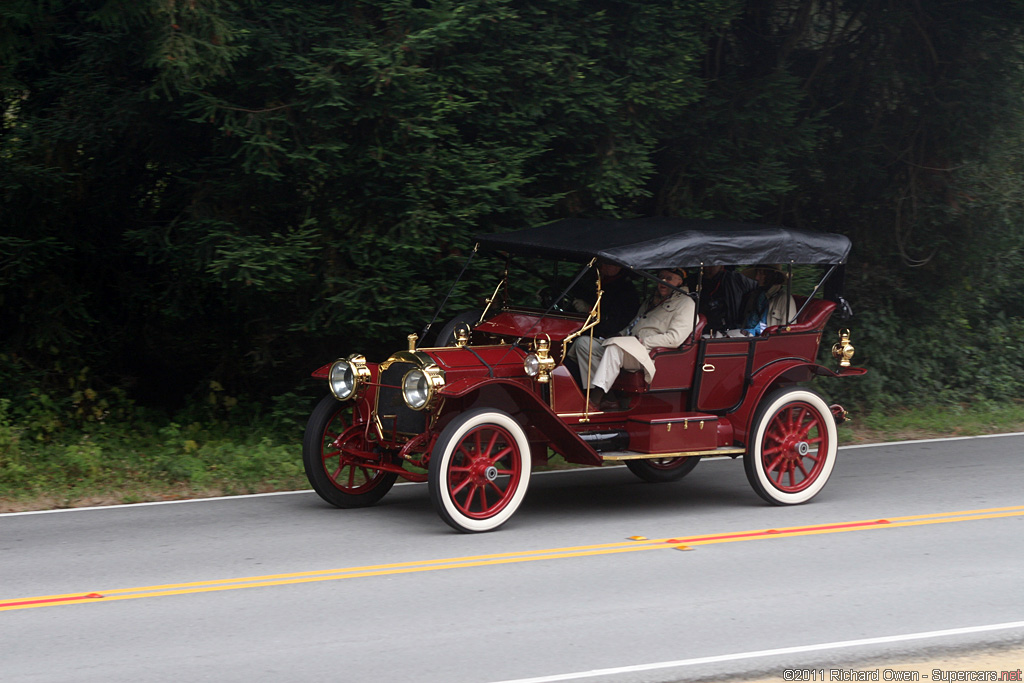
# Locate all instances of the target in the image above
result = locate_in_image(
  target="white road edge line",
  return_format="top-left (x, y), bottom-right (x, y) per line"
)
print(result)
top-left (840, 431), bottom-right (1024, 450)
top-left (487, 620), bottom-right (1024, 683)
top-left (3, 432), bottom-right (1022, 517)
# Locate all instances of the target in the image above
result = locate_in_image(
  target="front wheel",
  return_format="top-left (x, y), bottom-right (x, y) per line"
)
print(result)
top-left (744, 387), bottom-right (838, 505)
top-left (428, 409), bottom-right (531, 533)
top-left (303, 395), bottom-right (398, 508)
top-left (625, 456), bottom-right (700, 483)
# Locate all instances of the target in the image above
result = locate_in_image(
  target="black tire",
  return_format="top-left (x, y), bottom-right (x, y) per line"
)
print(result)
top-left (625, 456), bottom-right (701, 483)
top-left (428, 408), bottom-right (531, 533)
top-left (744, 387), bottom-right (838, 505)
top-left (302, 395), bottom-right (398, 508)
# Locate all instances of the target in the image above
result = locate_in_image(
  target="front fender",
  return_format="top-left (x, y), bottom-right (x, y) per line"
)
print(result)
top-left (438, 377), bottom-right (603, 467)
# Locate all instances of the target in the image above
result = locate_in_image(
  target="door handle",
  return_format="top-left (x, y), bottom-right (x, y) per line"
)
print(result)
top-left (702, 364), bottom-right (715, 372)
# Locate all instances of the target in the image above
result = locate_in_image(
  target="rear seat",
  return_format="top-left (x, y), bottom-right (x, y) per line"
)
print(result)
top-left (763, 295), bottom-right (836, 335)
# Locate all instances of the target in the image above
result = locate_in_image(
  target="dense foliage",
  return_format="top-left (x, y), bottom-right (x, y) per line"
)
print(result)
top-left (3, 0), bottom-right (1024, 438)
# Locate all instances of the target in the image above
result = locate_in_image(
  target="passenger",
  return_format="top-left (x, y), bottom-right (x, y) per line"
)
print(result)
top-left (739, 265), bottom-right (797, 336)
top-left (697, 265), bottom-right (757, 334)
top-left (575, 269), bottom-right (695, 410)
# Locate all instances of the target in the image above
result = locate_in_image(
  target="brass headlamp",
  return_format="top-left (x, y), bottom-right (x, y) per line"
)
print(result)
top-left (328, 354), bottom-right (371, 400)
top-left (402, 363), bottom-right (446, 410)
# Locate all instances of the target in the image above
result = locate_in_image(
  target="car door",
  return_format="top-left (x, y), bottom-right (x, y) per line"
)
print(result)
top-left (693, 338), bottom-right (754, 412)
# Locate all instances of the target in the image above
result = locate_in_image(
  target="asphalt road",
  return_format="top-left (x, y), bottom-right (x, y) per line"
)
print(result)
top-left (2, 434), bottom-right (1023, 683)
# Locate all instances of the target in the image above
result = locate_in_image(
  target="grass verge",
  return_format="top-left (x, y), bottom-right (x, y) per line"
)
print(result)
top-left (837, 399), bottom-right (1024, 445)
top-left (2, 400), bottom-right (1022, 513)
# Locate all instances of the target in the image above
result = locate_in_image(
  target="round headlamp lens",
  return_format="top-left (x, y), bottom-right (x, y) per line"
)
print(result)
top-left (329, 360), bottom-right (356, 400)
top-left (402, 369), bottom-right (430, 410)
top-left (524, 354), bottom-right (540, 377)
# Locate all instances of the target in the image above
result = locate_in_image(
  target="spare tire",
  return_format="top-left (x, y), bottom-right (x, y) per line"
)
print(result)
top-left (430, 309), bottom-right (484, 347)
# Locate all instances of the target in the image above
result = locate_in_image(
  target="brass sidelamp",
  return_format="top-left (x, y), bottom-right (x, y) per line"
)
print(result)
top-left (831, 328), bottom-right (855, 368)
top-left (524, 338), bottom-right (556, 383)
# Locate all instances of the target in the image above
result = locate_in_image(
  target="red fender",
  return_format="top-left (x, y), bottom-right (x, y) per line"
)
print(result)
top-left (438, 378), bottom-right (603, 467)
top-left (731, 359), bottom-right (866, 446)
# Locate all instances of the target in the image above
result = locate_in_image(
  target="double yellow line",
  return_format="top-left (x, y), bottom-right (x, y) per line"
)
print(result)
top-left (3, 505), bottom-right (1021, 612)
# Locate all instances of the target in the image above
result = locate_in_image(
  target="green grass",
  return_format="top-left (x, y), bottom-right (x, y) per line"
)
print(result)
top-left (837, 399), bottom-right (1024, 445)
top-left (0, 407), bottom-right (309, 512)
top-left (2, 399), bottom-right (1022, 512)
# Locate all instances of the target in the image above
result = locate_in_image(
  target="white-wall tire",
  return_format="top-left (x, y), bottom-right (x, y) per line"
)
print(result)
top-left (428, 409), bottom-right (531, 533)
top-left (744, 387), bottom-right (838, 505)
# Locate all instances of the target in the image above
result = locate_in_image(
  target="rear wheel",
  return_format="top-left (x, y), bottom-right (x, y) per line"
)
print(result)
top-left (428, 409), bottom-right (531, 533)
top-left (744, 387), bottom-right (837, 505)
top-left (303, 395), bottom-right (398, 508)
top-left (625, 456), bottom-right (700, 483)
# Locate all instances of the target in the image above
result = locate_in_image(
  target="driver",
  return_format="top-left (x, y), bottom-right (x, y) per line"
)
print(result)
top-left (570, 260), bottom-right (639, 339)
top-left (574, 268), bottom-right (695, 410)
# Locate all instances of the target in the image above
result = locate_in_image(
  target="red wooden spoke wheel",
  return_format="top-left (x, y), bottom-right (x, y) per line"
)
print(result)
top-left (625, 456), bottom-right (700, 483)
top-left (429, 409), bottom-right (531, 533)
top-left (303, 395), bottom-right (398, 508)
top-left (744, 387), bottom-right (838, 505)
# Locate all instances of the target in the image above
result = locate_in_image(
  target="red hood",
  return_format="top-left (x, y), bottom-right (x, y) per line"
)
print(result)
top-left (418, 345), bottom-right (528, 380)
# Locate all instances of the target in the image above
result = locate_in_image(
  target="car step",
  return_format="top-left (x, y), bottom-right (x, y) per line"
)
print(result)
top-left (600, 446), bottom-right (746, 462)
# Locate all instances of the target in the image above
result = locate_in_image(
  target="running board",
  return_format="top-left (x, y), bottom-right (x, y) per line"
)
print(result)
top-left (600, 447), bottom-right (746, 462)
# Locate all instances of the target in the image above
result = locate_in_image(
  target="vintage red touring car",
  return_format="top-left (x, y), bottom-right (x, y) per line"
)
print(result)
top-left (303, 218), bottom-right (865, 532)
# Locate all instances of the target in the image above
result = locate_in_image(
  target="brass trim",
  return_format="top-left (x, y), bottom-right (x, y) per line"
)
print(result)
top-left (557, 410), bottom-right (607, 419)
top-left (477, 273), bottom-right (507, 326)
top-left (371, 411), bottom-right (386, 441)
top-left (560, 257), bottom-right (601, 352)
top-left (561, 293), bottom-right (602, 348)
top-left (601, 447), bottom-right (746, 461)
top-left (379, 350), bottom-right (436, 372)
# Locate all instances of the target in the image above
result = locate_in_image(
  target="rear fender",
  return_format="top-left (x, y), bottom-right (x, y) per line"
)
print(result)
top-left (439, 378), bottom-right (602, 467)
top-left (732, 360), bottom-right (864, 446)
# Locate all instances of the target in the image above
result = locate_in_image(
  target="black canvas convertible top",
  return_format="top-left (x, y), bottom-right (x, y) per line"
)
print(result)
top-left (475, 218), bottom-right (850, 269)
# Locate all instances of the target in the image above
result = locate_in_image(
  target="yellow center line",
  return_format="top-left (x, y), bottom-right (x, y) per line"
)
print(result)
top-left (3, 505), bottom-right (1022, 612)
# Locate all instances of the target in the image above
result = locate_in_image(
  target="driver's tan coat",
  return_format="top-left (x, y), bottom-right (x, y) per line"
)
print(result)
top-left (600, 292), bottom-right (696, 384)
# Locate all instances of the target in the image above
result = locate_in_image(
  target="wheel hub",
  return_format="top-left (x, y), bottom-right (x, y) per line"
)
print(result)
top-left (468, 458), bottom-right (500, 484)
top-left (779, 434), bottom-right (811, 462)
